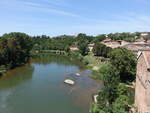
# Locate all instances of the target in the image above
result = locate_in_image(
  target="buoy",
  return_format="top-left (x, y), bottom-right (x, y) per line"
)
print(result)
top-left (64, 79), bottom-right (75, 85)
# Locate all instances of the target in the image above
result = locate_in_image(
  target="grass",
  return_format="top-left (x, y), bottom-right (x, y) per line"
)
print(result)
top-left (82, 52), bottom-right (109, 80)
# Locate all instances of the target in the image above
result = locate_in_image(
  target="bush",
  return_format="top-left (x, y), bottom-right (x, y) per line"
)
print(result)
top-left (92, 63), bottom-right (111, 79)
top-left (82, 58), bottom-right (89, 65)
top-left (69, 51), bottom-right (83, 61)
top-left (112, 95), bottom-right (130, 113)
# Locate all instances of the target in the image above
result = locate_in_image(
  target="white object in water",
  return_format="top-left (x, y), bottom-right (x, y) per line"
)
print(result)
top-left (94, 95), bottom-right (98, 103)
top-left (76, 73), bottom-right (80, 76)
top-left (64, 79), bottom-right (75, 85)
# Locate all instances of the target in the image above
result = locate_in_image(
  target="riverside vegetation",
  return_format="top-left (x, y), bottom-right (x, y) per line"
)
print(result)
top-left (0, 32), bottom-right (138, 113)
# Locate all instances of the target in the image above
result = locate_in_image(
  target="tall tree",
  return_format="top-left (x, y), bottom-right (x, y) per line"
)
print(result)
top-left (78, 43), bottom-right (89, 56)
top-left (109, 48), bottom-right (136, 82)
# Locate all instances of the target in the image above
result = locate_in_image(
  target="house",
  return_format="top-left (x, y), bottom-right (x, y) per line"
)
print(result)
top-left (69, 46), bottom-right (79, 51)
top-left (141, 32), bottom-right (150, 37)
top-left (101, 40), bottom-right (129, 49)
top-left (116, 40), bottom-right (122, 45)
top-left (135, 51), bottom-right (150, 113)
top-left (102, 38), bottom-right (112, 43)
top-left (123, 44), bottom-right (150, 54)
top-left (123, 44), bottom-right (144, 53)
top-left (88, 43), bottom-right (94, 51)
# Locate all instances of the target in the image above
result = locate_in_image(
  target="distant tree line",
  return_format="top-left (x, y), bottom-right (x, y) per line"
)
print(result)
top-left (0, 31), bottom-right (141, 75)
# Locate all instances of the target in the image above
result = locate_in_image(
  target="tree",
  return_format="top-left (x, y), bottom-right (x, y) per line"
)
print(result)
top-left (100, 65), bottom-right (120, 102)
top-left (109, 48), bottom-right (136, 82)
top-left (112, 95), bottom-right (129, 113)
top-left (78, 43), bottom-right (89, 56)
top-left (0, 32), bottom-right (33, 68)
top-left (107, 32), bottom-right (135, 42)
top-left (93, 35), bottom-right (106, 42)
top-left (93, 43), bottom-right (112, 57)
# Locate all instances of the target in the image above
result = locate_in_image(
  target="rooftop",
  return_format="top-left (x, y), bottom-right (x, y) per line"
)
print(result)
top-left (123, 44), bottom-right (150, 52)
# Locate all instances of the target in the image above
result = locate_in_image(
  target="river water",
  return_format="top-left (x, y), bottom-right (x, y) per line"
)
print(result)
top-left (0, 54), bottom-right (102, 113)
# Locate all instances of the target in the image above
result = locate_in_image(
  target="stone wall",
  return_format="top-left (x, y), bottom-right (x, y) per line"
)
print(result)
top-left (135, 53), bottom-right (150, 113)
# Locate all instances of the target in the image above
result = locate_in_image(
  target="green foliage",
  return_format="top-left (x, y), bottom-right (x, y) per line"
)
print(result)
top-left (82, 58), bottom-right (89, 65)
top-left (76, 33), bottom-right (93, 44)
top-left (100, 67), bottom-right (120, 103)
top-left (31, 33), bottom-right (93, 54)
top-left (95, 63), bottom-right (112, 80)
top-left (93, 34), bottom-right (106, 42)
top-left (69, 51), bottom-right (83, 61)
top-left (107, 32), bottom-right (136, 42)
top-left (0, 32), bottom-right (33, 69)
top-left (78, 43), bottom-right (89, 56)
top-left (90, 104), bottom-right (101, 113)
top-left (109, 48), bottom-right (137, 82)
top-left (117, 83), bottom-right (129, 96)
top-left (93, 78), bottom-right (133, 113)
top-left (112, 95), bottom-right (130, 113)
top-left (92, 48), bottom-right (136, 113)
top-left (31, 35), bottom-right (75, 51)
top-left (93, 43), bottom-right (112, 57)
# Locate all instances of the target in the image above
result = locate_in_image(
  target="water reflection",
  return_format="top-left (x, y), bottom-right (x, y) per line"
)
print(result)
top-left (0, 64), bottom-right (34, 90)
top-left (31, 53), bottom-right (85, 69)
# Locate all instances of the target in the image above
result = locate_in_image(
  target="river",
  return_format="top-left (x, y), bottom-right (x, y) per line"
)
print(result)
top-left (0, 54), bottom-right (103, 113)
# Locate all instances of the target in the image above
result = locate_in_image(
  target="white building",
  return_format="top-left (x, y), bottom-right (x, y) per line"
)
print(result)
top-left (141, 32), bottom-right (150, 37)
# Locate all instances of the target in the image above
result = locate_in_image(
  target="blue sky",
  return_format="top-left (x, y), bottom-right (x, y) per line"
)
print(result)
top-left (0, 0), bottom-right (150, 36)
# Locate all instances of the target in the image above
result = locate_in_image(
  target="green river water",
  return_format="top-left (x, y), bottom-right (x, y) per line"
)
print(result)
top-left (0, 54), bottom-right (102, 113)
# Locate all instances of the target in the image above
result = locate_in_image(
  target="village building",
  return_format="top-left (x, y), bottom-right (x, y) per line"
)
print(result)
top-left (101, 39), bottom-right (129, 48)
top-left (133, 39), bottom-right (145, 44)
top-left (123, 44), bottom-right (150, 54)
top-left (102, 38), bottom-right (112, 43)
top-left (88, 43), bottom-right (94, 51)
top-left (135, 51), bottom-right (150, 113)
top-left (69, 46), bottom-right (79, 51)
top-left (141, 32), bottom-right (150, 37)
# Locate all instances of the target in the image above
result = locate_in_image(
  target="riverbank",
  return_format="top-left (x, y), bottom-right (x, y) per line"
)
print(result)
top-left (88, 48), bottom-right (136, 113)
top-left (0, 54), bottom-right (101, 113)
top-left (81, 52), bottom-right (109, 80)
top-left (0, 60), bottom-right (30, 77)
top-left (0, 51), bottom-right (80, 77)
top-left (34, 51), bottom-right (136, 113)
top-left (0, 66), bottom-right (6, 76)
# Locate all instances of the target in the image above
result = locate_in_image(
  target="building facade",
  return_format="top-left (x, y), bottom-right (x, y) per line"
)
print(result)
top-left (69, 46), bottom-right (79, 51)
top-left (141, 32), bottom-right (150, 37)
top-left (135, 51), bottom-right (150, 113)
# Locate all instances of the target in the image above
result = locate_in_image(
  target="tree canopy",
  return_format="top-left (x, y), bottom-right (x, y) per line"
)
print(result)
top-left (109, 48), bottom-right (137, 82)
top-left (92, 48), bottom-right (136, 113)
top-left (0, 32), bottom-right (33, 69)
top-left (93, 43), bottom-right (112, 58)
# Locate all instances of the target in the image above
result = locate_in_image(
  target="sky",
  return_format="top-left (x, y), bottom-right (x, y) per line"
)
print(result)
top-left (0, 0), bottom-right (150, 36)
